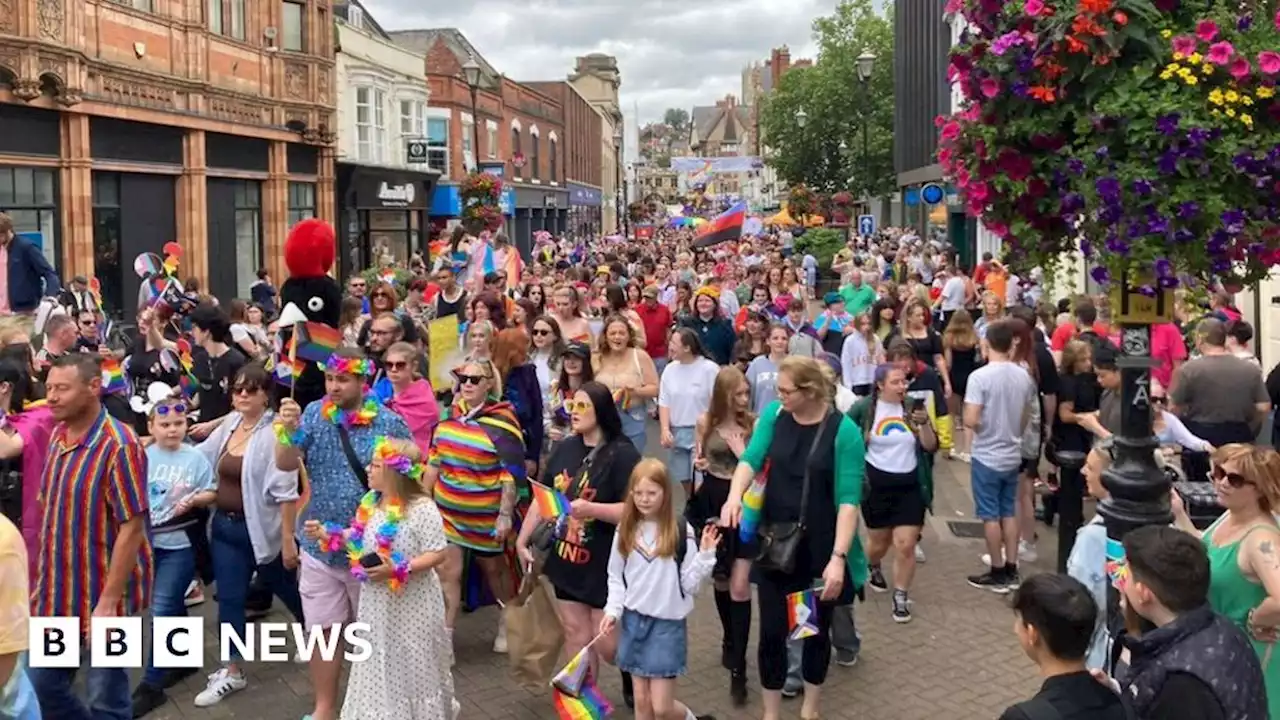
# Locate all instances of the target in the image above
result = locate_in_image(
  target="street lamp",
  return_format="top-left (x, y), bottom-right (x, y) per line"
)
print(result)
top-left (613, 125), bottom-right (626, 238)
top-left (796, 108), bottom-right (808, 129)
top-left (855, 49), bottom-right (875, 221)
top-left (462, 57), bottom-right (482, 172)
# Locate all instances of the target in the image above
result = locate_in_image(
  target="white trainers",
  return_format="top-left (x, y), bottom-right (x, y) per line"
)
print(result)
top-left (914, 545), bottom-right (926, 564)
top-left (980, 540), bottom-right (1037, 567)
top-left (492, 615), bottom-right (508, 654)
top-left (193, 667), bottom-right (246, 707)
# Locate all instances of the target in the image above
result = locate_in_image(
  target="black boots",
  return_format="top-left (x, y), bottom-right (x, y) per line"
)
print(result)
top-left (727, 599), bottom-right (752, 706)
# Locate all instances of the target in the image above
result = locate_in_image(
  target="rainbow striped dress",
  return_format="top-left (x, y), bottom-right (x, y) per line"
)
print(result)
top-left (429, 400), bottom-right (526, 552)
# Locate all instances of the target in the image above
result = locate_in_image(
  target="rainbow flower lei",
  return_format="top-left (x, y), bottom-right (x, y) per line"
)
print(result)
top-left (321, 355), bottom-right (375, 377)
top-left (372, 436), bottom-right (425, 482)
top-left (320, 395), bottom-right (379, 427)
top-left (321, 491), bottom-right (411, 591)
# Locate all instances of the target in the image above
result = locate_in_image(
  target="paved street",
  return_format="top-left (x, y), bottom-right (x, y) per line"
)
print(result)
top-left (138, 443), bottom-right (1057, 720)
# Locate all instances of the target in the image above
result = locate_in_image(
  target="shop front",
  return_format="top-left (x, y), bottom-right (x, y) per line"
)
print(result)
top-left (336, 163), bottom-right (441, 279)
top-left (512, 186), bottom-right (569, 257)
top-left (567, 182), bottom-right (602, 240)
top-left (0, 104), bottom-right (62, 287)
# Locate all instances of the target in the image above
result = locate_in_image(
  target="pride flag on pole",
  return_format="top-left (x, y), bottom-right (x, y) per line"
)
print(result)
top-left (552, 676), bottom-right (613, 719)
top-left (787, 587), bottom-right (820, 640)
top-left (530, 480), bottom-right (572, 520)
top-left (692, 202), bottom-right (747, 248)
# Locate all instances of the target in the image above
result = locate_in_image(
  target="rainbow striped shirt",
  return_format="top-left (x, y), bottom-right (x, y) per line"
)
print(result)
top-left (33, 407), bottom-right (152, 623)
top-left (429, 413), bottom-right (516, 553)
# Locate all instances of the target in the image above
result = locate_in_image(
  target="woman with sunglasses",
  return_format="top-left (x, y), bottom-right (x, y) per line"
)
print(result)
top-left (356, 282), bottom-right (420, 345)
top-left (383, 341), bottom-right (440, 450)
top-left (425, 360), bottom-right (526, 653)
top-left (1172, 443), bottom-right (1280, 719)
top-left (547, 341), bottom-right (594, 447)
top-left (530, 316), bottom-right (565, 421)
top-left (192, 363), bottom-right (305, 707)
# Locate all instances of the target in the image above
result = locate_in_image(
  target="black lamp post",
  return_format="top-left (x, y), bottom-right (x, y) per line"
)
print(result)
top-left (856, 49), bottom-right (875, 218)
top-left (613, 125), bottom-right (626, 238)
top-left (462, 58), bottom-right (482, 172)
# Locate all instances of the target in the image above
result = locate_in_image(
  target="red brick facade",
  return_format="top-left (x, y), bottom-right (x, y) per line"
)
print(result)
top-left (523, 81), bottom-right (601, 190)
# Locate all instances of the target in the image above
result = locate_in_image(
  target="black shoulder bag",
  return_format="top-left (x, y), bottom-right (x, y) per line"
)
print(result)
top-left (336, 425), bottom-right (370, 490)
top-left (755, 412), bottom-right (830, 575)
top-left (530, 443), bottom-right (603, 553)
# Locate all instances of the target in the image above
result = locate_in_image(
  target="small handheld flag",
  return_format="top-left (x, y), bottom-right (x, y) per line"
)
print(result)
top-left (552, 675), bottom-right (613, 719)
top-left (787, 587), bottom-right (820, 640)
top-left (100, 358), bottom-right (127, 395)
top-left (294, 321), bottom-right (342, 363)
top-left (552, 645), bottom-right (591, 697)
top-left (530, 481), bottom-right (572, 521)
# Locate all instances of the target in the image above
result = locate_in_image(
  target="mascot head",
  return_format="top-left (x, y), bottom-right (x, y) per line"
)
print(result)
top-left (278, 219), bottom-right (342, 329)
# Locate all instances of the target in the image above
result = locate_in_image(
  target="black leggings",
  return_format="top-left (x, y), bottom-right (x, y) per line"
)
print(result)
top-left (756, 571), bottom-right (836, 690)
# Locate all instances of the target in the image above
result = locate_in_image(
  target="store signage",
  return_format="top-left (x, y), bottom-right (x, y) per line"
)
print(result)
top-left (354, 172), bottom-right (428, 210)
top-left (378, 182), bottom-right (416, 206)
top-left (406, 140), bottom-right (428, 164)
top-left (544, 194), bottom-right (558, 209)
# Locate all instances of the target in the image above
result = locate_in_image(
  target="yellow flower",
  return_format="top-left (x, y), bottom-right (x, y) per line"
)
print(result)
top-left (1211, 109), bottom-right (1221, 117)
top-left (1242, 96), bottom-right (1254, 106)
top-left (1226, 108), bottom-right (1236, 117)
top-left (1258, 86), bottom-right (1275, 99)
top-left (1160, 70), bottom-right (1174, 80)
top-left (1225, 90), bottom-right (1240, 103)
top-left (1208, 89), bottom-right (1225, 105)
top-left (1202, 64), bottom-right (1214, 75)
top-left (1241, 113), bottom-right (1253, 128)
top-left (1161, 29), bottom-right (1172, 38)
top-left (1177, 67), bottom-right (1192, 79)
top-left (1183, 75), bottom-right (1198, 86)
top-left (1188, 53), bottom-right (1202, 64)
top-left (1165, 62), bottom-right (1181, 73)
top-left (1173, 52), bottom-right (1185, 61)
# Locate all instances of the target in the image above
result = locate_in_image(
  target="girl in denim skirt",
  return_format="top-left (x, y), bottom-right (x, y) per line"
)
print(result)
top-left (600, 459), bottom-right (720, 720)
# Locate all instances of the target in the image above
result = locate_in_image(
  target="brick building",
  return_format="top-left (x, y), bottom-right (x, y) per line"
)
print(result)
top-left (523, 80), bottom-right (603, 238)
top-left (0, 0), bottom-right (335, 315)
top-left (389, 29), bottom-right (568, 253)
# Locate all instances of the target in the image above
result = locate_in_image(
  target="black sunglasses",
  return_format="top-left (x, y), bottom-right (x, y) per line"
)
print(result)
top-left (456, 373), bottom-right (490, 386)
top-left (1212, 465), bottom-right (1253, 488)
top-left (232, 385), bottom-right (264, 395)
top-left (386, 360), bottom-right (409, 371)
top-left (532, 328), bottom-right (552, 337)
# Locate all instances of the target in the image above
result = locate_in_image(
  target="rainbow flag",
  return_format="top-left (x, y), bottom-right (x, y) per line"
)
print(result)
top-left (551, 645), bottom-right (591, 697)
top-left (692, 202), bottom-right (746, 248)
top-left (270, 336), bottom-right (305, 388)
top-left (738, 462), bottom-right (769, 544)
top-left (294, 322), bottom-right (342, 363)
top-left (100, 358), bottom-right (127, 395)
top-left (552, 676), bottom-right (612, 719)
top-left (787, 587), bottom-right (820, 640)
top-left (530, 481), bottom-right (571, 520)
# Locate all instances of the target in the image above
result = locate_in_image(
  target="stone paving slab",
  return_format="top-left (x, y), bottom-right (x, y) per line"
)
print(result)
top-left (133, 457), bottom-right (1060, 720)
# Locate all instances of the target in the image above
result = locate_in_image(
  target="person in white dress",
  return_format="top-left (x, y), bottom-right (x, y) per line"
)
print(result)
top-left (304, 437), bottom-right (457, 720)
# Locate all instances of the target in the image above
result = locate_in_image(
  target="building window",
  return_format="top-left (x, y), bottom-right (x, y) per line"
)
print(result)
top-left (281, 0), bottom-right (304, 52)
top-left (0, 167), bottom-right (59, 280)
top-left (355, 87), bottom-right (373, 162)
top-left (461, 117), bottom-right (474, 172)
top-left (399, 100), bottom-right (421, 139)
top-left (486, 122), bottom-right (497, 159)
top-left (208, 0), bottom-right (245, 39)
top-left (549, 139), bottom-right (557, 183)
top-left (511, 127), bottom-right (522, 178)
top-left (530, 134), bottom-right (540, 181)
top-left (233, 181), bottom-right (263, 298)
top-left (373, 90), bottom-right (386, 163)
top-left (287, 182), bottom-right (316, 227)
top-left (110, 0), bottom-right (155, 11)
top-left (91, 173), bottom-right (122, 318)
top-left (347, 3), bottom-right (363, 29)
top-left (426, 116), bottom-right (449, 175)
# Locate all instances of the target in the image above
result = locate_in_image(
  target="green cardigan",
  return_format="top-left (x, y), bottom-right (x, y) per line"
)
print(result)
top-left (847, 396), bottom-right (935, 512)
top-left (741, 400), bottom-right (868, 592)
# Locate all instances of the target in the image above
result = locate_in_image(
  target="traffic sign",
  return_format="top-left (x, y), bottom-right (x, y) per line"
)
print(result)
top-left (920, 183), bottom-right (945, 205)
top-left (858, 215), bottom-right (876, 237)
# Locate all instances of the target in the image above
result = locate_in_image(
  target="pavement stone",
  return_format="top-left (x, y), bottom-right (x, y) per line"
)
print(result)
top-left (135, 453), bottom-right (1063, 720)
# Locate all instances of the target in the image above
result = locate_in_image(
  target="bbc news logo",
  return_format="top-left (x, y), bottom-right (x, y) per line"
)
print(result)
top-left (28, 618), bottom-right (373, 668)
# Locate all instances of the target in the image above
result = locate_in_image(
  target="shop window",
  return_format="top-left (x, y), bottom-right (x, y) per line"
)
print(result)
top-left (531, 134), bottom-right (540, 181)
top-left (287, 182), bottom-right (316, 228)
top-left (233, 181), bottom-right (263, 298)
top-left (208, 0), bottom-right (246, 39)
top-left (0, 167), bottom-right (60, 277)
top-left (281, 0), bottom-right (304, 52)
top-left (366, 210), bottom-right (417, 267)
top-left (92, 173), bottom-right (123, 318)
top-left (426, 117), bottom-right (448, 176)
top-left (549, 139), bottom-right (557, 183)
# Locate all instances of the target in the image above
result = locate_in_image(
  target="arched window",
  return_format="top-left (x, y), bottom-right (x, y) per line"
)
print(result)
top-left (531, 134), bottom-right (541, 181)
top-left (511, 126), bottom-right (522, 179)
top-left (549, 138), bottom-right (558, 183)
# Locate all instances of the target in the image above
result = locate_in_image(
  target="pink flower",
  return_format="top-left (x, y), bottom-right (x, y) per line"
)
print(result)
top-left (1207, 41), bottom-right (1235, 65)
top-left (1195, 19), bottom-right (1218, 42)
top-left (1230, 56), bottom-right (1252, 80)
top-left (941, 121), bottom-right (962, 142)
top-left (1260, 51), bottom-right (1280, 75)
top-left (1025, 0), bottom-right (1045, 16)
top-left (1171, 35), bottom-right (1198, 56)
top-left (945, 0), bottom-right (963, 12)
top-left (1275, 9), bottom-right (1280, 31)
top-left (981, 77), bottom-right (1000, 97)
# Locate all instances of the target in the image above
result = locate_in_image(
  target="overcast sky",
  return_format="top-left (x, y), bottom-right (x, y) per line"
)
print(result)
top-left (362, 0), bottom-right (828, 127)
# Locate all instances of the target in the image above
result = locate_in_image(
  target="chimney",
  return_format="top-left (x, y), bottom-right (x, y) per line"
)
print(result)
top-left (770, 45), bottom-right (791, 90)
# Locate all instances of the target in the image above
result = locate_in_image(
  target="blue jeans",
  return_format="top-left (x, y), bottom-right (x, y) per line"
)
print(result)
top-left (619, 405), bottom-right (647, 452)
top-left (28, 662), bottom-right (129, 720)
top-left (210, 511), bottom-right (304, 661)
top-left (785, 603), bottom-right (860, 689)
top-left (143, 546), bottom-right (196, 687)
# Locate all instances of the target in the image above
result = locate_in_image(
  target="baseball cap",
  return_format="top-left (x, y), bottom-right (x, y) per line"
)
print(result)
top-left (561, 341), bottom-right (591, 360)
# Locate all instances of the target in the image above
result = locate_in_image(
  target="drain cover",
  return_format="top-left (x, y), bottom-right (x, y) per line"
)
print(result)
top-left (947, 520), bottom-right (987, 539)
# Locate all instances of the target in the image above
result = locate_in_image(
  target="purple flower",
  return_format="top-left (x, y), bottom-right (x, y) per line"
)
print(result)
top-left (1158, 151), bottom-right (1180, 175)
top-left (1106, 236), bottom-right (1131, 253)
top-left (1177, 202), bottom-right (1200, 219)
top-left (1158, 276), bottom-right (1179, 289)
top-left (1091, 266), bottom-right (1111, 284)
top-left (1187, 128), bottom-right (1210, 146)
top-left (1132, 179), bottom-right (1154, 196)
top-left (1095, 146), bottom-right (1110, 160)
top-left (1067, 158), bottom-right (1086, 175)
top-left (1222, 209), bottom-right (1246, 234)
top-left (1239, 15), bottom-right (1253, 31)
top-left (1145, 214), bottom-right (1169, 235)
top-left (1137, 285), bottom-right (1157, 298)
top-left (1172, 228), bottom-right (1195, 243)
top-left (991, 31), bottom-right (1025, 56)
top-left (1060, 193), bottom-right (1085, 213)
top-left (1095, 176), bottom-right (1121, 200)
top-left (1154, 258), bottom-right (1173, 277)
top-left (1156, 114), bottom-right (1181, 135)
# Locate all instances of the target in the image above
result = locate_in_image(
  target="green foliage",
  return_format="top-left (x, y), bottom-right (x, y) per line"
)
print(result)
top-left (663, 108), bottom-right (690, 131)
top-left (759, 0), bottom-right (895, 198)
top-left (360, 267), bottom-right (412, 300)
top-left (795, 227), bottom-right (847, 269)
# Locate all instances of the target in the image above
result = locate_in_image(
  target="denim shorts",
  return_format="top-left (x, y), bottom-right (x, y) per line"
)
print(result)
top-left (669, 426), bottom-right (696, 483)
top-left (971, 457), bottom-right (1020, 521)
top-left (615, 609), bottom-right (687, 679)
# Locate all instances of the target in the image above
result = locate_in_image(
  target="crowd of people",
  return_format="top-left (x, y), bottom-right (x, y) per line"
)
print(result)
top-left (0, 207), bottom-right (1278, 720)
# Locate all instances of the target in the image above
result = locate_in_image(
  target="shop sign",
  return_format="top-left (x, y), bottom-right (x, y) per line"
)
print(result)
top-left (355, 172), bottom-right (428, 210)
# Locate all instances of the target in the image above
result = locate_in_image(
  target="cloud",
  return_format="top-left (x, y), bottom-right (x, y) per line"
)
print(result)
top-left (360, 0), bottom-right (825, 123)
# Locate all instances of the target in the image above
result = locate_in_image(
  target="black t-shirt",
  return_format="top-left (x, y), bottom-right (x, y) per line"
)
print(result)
top-left (539, 435), bottom-right (640, 608)
top-left (886, 328), bottom-right (944, 365)
top-left (999, 671), bottom-right (1130, 720)
top-left (435, 288), bottom-right (467, 320)
top-left (194, 346), bottom-right (247, 423)
top-left (1054, 373), bottom-right (1101, 453)
top-left (127, 339), bottom-right (182, 436)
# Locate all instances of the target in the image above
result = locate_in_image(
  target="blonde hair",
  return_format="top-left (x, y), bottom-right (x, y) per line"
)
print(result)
top-left (1212, 444), bottom-right (1280, 512)
top-left (373, 438), bottom-right (429, 501)
top-left (616, 458), bottom-right (679, 559)
top-left (943, 308), bottom-right (978, 349)
top-left (384, 342), bottom-right (422, 379)
top-left (1060, 339), bottom-right (1092, 376)
top-left (778, 355), bottom-right (836, 404)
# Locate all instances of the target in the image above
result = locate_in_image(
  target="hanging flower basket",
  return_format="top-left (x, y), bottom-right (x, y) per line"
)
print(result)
top-left (938, 0), bottom-right (1280, 291)
top-left (459, 171), bottom-right (505, 233)
top-left (788, 185), bottom-right (817, 219)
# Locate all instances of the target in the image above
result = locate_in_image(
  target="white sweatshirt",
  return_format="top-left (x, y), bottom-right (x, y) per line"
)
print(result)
top-left (604, 521), bottom-right (716, 621)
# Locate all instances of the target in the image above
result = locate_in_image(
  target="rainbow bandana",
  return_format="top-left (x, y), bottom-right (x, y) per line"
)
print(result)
top-left (320, 354), bottom-right (374, 377)
top-left (372, 436), bottom-right (425, 482)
